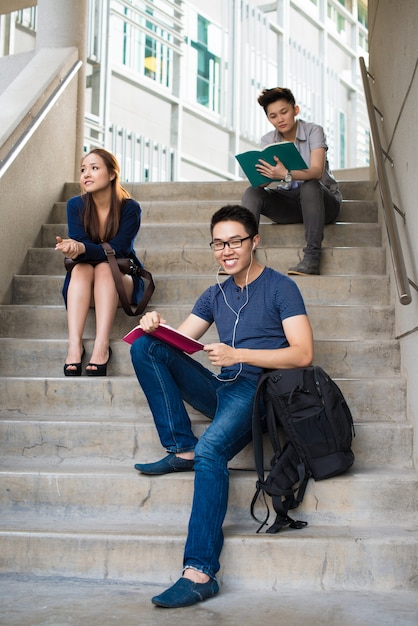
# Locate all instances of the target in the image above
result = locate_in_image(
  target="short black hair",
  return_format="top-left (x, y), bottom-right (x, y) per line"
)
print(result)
top-left (210, 204), bottom-right (258, 238)
top-left (257, 87), bottom-right (296, 113)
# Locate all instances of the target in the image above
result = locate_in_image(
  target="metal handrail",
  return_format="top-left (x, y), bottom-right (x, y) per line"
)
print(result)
top-left (359, 56), bottom-right (412, 305)
top-left (0, 60), bottom-right (82, 180)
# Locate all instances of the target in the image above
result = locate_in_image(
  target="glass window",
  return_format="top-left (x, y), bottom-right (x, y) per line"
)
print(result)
top-left (339, 111), bottom-right (346, 168)
top-left (364, 129), bottom-right (370, 165)
top-left (190, 14), bottom-right (221, 113)
top-left (358, 3), bottom-right (368, 28)
top-left (327, 1), bottom-right (346, 34)
top-left (109, 0), bottom-right (180, 90)
top-left (16, 7), bottom-right (37, 30)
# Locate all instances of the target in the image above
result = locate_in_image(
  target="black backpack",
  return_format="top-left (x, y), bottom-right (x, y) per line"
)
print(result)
top-left (251, 366), bottom-right (355, 534)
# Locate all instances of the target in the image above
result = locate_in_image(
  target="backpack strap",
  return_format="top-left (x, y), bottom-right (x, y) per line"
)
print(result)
top-left (251, 370), bottom-right (308, 534)
top-left (252, 374), bottom-right (267, 480)
top-left (251, 371), bottom-right (273, 531)
top-left (252, 370), bottom-right (270, 484)
top-left (262, 373), bottom-right (310, 508)
top-left (267, 514), bottom-right (308, 534)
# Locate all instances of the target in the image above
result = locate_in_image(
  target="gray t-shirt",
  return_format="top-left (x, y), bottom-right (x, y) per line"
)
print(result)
top-left (261, 119), bottom-right (342, 201)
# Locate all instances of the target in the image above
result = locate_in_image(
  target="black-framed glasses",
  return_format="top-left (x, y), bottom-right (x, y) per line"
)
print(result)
top-left (209, 235), bottom-right (252, 251)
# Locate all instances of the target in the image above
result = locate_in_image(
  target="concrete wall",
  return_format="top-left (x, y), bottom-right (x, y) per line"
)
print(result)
top-left (0, 48), bottom-right (79, 304)
top-left (368, 0), bottom-right (418, 464)
top-left (0, 0), bottom-right (36, 13)
top-left (0, 47), bottom-right (78, 160)
top-left (0, 51), bottom-right (35, 95)
top-left (0, 0), bottom-right (88, 304)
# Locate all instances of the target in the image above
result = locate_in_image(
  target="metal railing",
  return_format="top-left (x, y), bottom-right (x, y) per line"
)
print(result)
top-left (359, 56), bottom-right (412, 305)
top-left (108, 124), bottom-right (176, 183)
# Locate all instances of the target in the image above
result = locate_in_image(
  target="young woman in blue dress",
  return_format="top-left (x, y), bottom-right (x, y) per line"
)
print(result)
top-left (56, 148), bottom-right (142, 376)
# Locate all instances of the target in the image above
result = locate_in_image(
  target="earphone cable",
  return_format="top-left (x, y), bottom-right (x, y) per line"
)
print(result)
top-left (212, 252), bottom-right (254, 382)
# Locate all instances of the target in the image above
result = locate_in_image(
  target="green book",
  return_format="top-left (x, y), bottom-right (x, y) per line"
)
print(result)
top-left (235, 142), bottom-right (308, 187)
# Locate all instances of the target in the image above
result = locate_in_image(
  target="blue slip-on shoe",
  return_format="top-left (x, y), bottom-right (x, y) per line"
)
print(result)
top-left (134, 453), bottom-right (194, 475)
top-left (152, 577), bottom-right (219, 608)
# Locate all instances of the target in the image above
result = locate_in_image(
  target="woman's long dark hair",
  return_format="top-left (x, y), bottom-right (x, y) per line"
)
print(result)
top-left (81, 148), bottom-right (130, 243)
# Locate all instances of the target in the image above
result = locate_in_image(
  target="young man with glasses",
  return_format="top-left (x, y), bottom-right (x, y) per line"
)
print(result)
top-left (130, 204), bottom-right (313, 608)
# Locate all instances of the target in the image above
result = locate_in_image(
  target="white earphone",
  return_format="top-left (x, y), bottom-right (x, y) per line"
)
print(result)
top-left (214, 253), bottom-right (253, 382)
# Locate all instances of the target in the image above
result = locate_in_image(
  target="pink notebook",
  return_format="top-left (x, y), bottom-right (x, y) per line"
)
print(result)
top-left (123, 323), bottom-right (204, 354)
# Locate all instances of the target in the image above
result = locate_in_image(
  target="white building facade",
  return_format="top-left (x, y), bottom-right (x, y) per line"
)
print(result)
top-left (1, 0), bottom-right (369, 182)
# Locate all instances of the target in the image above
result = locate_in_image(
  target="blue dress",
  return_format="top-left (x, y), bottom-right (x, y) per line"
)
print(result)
top-left (62, 195), bottom-right (143, 306)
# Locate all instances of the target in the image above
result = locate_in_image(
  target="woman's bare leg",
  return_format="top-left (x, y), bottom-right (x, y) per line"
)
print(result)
top-left (86, 264), bottom-right (134, 369)
top-left (65, 264), bottom-right (94, 369)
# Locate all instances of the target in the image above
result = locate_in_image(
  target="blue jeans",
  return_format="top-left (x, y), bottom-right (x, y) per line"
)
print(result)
top-left (130, 335), bottom-right (257, 578)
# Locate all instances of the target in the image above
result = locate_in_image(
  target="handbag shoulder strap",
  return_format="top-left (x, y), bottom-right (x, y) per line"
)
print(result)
top-left (101, 242), bottom-right (154, 316)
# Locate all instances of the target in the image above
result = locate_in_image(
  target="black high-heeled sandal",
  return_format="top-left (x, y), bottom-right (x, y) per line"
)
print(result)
top-left (63, 347), bottom-right (86, 377)
top-left (86, 347), bottom-right (112, 377)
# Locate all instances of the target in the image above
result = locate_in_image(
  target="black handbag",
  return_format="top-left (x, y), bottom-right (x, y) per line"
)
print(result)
top-left (64, 243), bottom-right (155, 316)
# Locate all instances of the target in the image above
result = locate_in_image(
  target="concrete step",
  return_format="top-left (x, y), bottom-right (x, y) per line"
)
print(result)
top-left (0, 337), bottom-right (401, 377)
top-left (12, 274), bottom-right (391, 306)
top-left (3, 177), bottom-right (415, 601)
top-left (0, 413), bottom-right (412, 470)
top-left (41, 221), bottom-right (382, 248)
top-left (63, 179), bottom-right (375, 201)
top-left (0, 517), bottom-right (416, 591)
top-left (0, 302), bottom-right (395, 340)
top-left (313, 338), bottom-right (400, 376)
top-left (0, 375), bottom-right (406, 423)
top-left (0, 577), bottom-right (417, 626)
top-left (0, 464), bottom-right (416, 526)
top-left (50, 198), bottom-right (379, 224)
top-left (26, 244), bottom-right (387, 277)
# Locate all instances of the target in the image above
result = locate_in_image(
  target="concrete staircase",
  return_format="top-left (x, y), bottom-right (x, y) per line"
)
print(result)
top-left (0, 180), bottom-right (417, 623)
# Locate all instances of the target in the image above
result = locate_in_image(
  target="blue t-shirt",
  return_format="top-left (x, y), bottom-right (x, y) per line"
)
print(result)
top-left (192, 267), bottom-right (307, 381)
